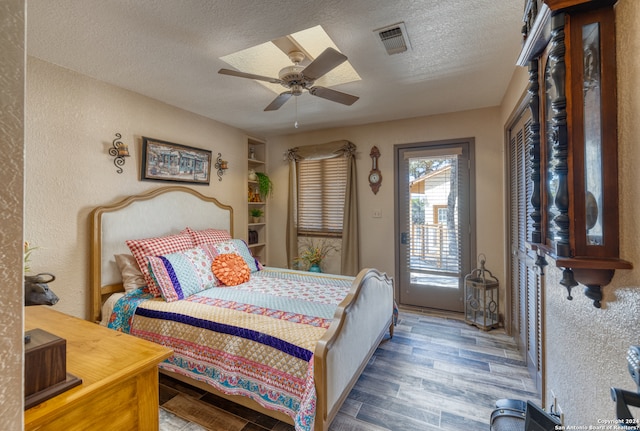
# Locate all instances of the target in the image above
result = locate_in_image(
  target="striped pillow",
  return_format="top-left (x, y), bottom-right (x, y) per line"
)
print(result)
top-left (146, 246), bottom-right (219, 302)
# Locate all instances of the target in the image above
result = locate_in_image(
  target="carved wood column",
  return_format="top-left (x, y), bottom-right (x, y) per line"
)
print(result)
top-left (548, 13), bottom-right (571, 258)
top-left (528, 59), bottom-right (542, 244)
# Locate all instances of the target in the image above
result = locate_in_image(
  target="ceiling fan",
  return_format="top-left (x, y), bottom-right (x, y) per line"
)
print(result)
top-left (218, 47), bottom-right (359, 111)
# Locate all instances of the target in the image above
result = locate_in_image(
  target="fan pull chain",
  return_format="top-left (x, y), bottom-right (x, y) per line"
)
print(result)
top-left (294, 96), bottom-right (299, 128)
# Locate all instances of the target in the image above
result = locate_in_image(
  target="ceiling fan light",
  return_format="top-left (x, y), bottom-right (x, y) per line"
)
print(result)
top-left (290, 84), bottom-right (303, 96)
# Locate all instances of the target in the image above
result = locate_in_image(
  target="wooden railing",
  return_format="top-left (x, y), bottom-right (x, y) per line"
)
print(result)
top-left (410, 223), bottom-right (458, 270)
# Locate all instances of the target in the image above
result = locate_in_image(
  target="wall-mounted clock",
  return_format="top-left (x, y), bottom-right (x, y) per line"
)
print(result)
top-left (526, 2), bottom-right (632, 308)
top-left (369, 146), bottom-right (382, 194)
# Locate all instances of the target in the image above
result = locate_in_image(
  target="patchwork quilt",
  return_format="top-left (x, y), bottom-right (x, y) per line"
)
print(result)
top-left (108, 268), bottom-right (355, 431)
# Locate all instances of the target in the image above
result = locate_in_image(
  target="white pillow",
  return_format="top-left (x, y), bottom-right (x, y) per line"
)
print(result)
top-left (114, 254), bottom-right (147, 293)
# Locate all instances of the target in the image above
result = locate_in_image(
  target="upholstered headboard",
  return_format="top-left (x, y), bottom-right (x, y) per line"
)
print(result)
top-left (89, 186), bottom-right (233, 322)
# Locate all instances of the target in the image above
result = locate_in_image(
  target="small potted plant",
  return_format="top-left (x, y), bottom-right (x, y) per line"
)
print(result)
top-left (255, 172), bottom-right (273, 199)
top-left (294, 238), bottom-right (340, 273)
top-left (249, 208), bottom-right (264, 223)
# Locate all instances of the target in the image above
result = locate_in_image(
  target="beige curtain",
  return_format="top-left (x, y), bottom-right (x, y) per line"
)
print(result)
top-left (340, 152), bottom-right (359, 275)
top-left (285, 140), bottom-right (360, 275)
top-left (285, 154), bottom-right (299, 269)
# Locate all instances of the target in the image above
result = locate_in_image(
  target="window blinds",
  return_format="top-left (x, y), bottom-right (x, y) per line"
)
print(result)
top-left (297, 156), bottom-right (347, 235)
top-left (406, 151), bottom-right (463, 276)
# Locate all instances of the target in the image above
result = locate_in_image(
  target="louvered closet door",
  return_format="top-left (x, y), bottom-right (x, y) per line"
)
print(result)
top-left (508, 110), bottom-right (543, 395)
top-left (396, 141), bottom-right (473, 312)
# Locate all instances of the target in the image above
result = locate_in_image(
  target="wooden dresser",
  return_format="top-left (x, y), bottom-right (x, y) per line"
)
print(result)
top-left (24, 306), bottom-right (173, 431)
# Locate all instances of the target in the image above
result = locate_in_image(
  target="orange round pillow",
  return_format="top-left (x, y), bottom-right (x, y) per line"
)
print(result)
top-left (211, 253), bottom-right (250, 286)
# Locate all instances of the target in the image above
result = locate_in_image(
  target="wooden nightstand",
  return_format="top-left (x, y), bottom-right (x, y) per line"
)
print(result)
top-left (24, 306), bottom-right (173, 431)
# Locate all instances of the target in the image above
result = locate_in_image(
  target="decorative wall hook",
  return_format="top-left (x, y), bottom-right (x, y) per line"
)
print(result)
top-left (214, 153), bottom-right (228, 181)
top-left (108, 133), bottom-right (130, 174)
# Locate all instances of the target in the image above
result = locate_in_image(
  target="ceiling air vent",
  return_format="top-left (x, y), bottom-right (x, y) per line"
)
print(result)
top-left (375, 22), bottom-right (411, 55)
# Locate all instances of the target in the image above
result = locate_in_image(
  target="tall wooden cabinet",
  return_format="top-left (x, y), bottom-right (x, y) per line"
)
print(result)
top-left (247, 138), bottom-right (267, 265)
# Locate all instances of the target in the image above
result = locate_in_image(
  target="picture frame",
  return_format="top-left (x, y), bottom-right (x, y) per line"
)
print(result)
top-left (141, 137), bottom-right (212, 185)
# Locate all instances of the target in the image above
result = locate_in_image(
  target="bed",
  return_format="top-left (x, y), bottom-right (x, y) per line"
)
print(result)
top-left (89, 186), bottom-right (395, 431)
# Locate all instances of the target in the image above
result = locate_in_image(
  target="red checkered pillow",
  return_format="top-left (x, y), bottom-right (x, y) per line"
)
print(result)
top-left (126, 233), bottom-right (195, 297)
top-left (183, 227), bottom-right (232, 245)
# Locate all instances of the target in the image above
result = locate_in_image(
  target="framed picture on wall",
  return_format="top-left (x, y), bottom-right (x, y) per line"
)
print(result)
top-left (141, 137), bottom-right (212, 185)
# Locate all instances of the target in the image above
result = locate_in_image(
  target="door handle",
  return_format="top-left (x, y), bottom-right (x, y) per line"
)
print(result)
top-left (401, 232), bottom-right (408, 244)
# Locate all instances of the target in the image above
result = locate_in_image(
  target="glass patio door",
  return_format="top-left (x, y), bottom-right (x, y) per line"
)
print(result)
top-left (396, 141), bottom-right (474, 312)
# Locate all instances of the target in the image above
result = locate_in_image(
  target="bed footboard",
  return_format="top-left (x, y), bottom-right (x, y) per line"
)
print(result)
top-left (313, 268), bottom-right (394, 431)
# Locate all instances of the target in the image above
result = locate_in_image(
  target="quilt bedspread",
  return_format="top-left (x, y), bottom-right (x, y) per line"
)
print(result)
top-left (108, 268), bottom-right (354, 431)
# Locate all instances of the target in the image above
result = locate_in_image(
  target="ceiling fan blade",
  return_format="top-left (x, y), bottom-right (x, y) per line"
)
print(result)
top-left (309, 86), bottom-right (359, 106)
top-left (301, 47), bottom-right (348, 81)
top-left (264, 92), bottom-right (293, 111)
top-left (218, 68), bottom-right (283, 85)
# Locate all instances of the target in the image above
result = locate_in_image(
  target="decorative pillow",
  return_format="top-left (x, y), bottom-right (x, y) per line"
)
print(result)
top-left (211, 253), bottom-right (250, 286)
top-left (210, 239), bottom-right (260, 272)
top-left (184, 227), bottom-right (232, 246)
top-left (126, 233), bottom-right (195, 297)
top-left (146, 246), bottom-right (218, 302)
top-left (114, 254), bottom-right (147, 293)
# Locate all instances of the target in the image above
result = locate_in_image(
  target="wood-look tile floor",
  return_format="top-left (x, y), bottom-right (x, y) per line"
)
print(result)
top-left (159, 309), bottom-right (540, 431)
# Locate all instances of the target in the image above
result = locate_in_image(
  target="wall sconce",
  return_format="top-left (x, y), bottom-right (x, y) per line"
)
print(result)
top-left (214, 153), bottom-right (228, 181)
top-left (108, 133), bottom-right (130, 174)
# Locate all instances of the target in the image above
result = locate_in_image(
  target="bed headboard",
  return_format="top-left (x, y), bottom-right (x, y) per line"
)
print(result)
top-left (89, 186), bottom-right (233, 322)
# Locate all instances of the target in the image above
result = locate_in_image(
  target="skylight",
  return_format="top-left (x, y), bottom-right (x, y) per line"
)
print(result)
top-left (220, 25), bottom-right (360, 94)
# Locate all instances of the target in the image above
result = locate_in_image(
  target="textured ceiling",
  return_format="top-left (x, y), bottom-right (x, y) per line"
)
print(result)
top-left (26, 0), bottom-right (524, 138)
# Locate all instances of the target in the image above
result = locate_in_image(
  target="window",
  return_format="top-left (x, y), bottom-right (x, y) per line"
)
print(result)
top-left (434, 205), bottom-right (448, 224)
top-left (297, 157), bottom-right (347, 236)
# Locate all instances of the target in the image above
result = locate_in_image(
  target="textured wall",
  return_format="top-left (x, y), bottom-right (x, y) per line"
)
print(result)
top-left (25, 57), bottom-right (252, 319)
top-left (0, 0), bottom-right (26, 427)
top-left (266, 107), bottom-right (506, 310)
top-left (544, 0), bottom-right (640, 425)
